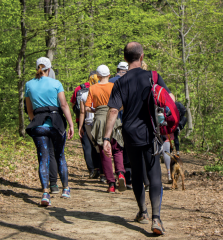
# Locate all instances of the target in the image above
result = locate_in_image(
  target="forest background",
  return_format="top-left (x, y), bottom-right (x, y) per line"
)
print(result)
top-left (0, 0), bottom-right (222, 171)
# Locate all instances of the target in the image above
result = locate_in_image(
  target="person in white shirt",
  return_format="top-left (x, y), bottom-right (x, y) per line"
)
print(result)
top-left (78, 73), bottom-right (105, 182)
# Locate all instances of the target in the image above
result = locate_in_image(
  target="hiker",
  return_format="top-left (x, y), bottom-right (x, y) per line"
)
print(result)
top-left (70, 73), bottom-right (96, 178)
top-left (25, 57), bottom-right (74, 206)
top-left (24, 65), bottom-right (60, 194)
top-left (85, 64), bottom-right (126, 193)
top-left (103, 42), bottom-right (174, 235)
top-left (78, 73), bottom-right (106, 183)
top-left (109, 62), bottom-right (132, 189)
top-left (174, 102), bottom-right (187, 155)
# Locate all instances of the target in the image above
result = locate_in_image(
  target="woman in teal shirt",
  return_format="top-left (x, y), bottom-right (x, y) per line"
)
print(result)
top-left (25, 57), bottom-right (74, 206)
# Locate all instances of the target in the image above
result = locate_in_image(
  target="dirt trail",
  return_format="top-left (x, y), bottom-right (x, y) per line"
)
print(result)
top-left (0, 140), bottom-right (223, 239)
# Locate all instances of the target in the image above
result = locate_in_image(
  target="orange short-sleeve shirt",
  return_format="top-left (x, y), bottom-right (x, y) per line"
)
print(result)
top-left (85, 82), bottom-right (114, 108)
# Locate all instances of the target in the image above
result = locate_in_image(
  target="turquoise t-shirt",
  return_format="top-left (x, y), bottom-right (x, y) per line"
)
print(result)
top-left (25, 76), bottom-right (64, 127)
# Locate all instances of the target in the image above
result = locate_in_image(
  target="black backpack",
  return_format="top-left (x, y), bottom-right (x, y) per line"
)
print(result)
top-left (175, 102), bottom-right (187, 130)
top-left (73, 84), bottom-right (89, 116)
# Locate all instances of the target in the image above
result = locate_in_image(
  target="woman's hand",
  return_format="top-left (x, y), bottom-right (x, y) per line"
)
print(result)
top-left (78, 127), bottom-right (84, 138)
top-left (103, 140), bottom-right (112, 158)
top-left (67, 126), bottom-right (74, 140)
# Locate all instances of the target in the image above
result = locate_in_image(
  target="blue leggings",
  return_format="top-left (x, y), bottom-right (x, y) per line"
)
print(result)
top-left (31, 126), bottom-right (68, 189)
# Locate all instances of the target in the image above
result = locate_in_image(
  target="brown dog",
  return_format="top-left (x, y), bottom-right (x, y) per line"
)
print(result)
top-left (165, 152), bottom-right (185, 190)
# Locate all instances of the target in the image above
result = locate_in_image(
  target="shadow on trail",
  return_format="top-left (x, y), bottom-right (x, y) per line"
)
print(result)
top-left (0, 220), bottom-right (74, 240)
top-left (0, 177), bottom-right (41, 192)
top-left (47, 207), bottom-right (156, 238)
top-left (0, 190), bottom-right (39, 206)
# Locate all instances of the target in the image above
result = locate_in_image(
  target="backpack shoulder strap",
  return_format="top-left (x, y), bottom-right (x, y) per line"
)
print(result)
top-left (152, 71), bottom-right (158, 84)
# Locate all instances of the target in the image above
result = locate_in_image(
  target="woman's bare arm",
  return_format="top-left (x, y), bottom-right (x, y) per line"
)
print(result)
top-left (58, 91), bottom-right (74, 139)
top-left (26, 97), bottom-right (34, 120)
top-left (78, 101), bottom-right (85, 138)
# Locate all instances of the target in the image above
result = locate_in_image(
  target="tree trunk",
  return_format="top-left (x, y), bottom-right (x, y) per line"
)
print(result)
top-left (16, 0), bottom-right (27, 138)
top-left (180, 2), bottom-right (193, 136)
top-left (44, 0), bottom-right (58, 62)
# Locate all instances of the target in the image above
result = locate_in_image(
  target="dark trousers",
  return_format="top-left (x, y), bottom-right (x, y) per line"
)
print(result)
top-left (31, 126), bottom-right (68, 189)
top-left (49, 139), bottom-right (58, 186)
top-left (123, 147), bottom-right (131, 185)
top-left (174, 131), bottom-right (180, 151)
top-left (77, 123), bottom-right (94, 171)
top-left (99, 139), bottom-right (125, 184)
top-left (125, 143), bottom-right (163, 219)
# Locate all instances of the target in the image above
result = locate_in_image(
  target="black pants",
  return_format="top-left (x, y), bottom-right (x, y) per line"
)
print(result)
top-left (174, 131), bottom-right (180, 151)
top-left (125, 144), bottom-right (163, 219)
top-left (123, 147), bottom-right (131, 185)
top-left (77, 122), bottom-right (102, 172)
top-left (49, 139), bottom-right (58, 186)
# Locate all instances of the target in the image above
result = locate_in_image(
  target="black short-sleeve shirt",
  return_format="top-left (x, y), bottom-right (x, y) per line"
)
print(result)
top-left (108, 68), bottom-right (170, 146)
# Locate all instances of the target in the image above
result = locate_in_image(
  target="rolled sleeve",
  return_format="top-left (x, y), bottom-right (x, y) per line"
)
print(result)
top-left (107, 81), bottom-right (122, 110)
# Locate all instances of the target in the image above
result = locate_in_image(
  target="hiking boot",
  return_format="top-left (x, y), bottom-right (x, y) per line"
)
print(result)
top-left (61, 187), bottom-right (70, 198)
top-left (134, 211), bottom-right (149, 224)
top-left (151, 218), bottom-right (165, 235)
top-left (89, 170), bottom-right (95, 179)
top-left (50, 185), bottom-right (59, 194)
top-left (41, 192), bottom-right (51, 206)
top-left (100, 175), bottom-right (107, 183)
top-left (107, 183), bottom-right (115, 193)
top-left (145, 185), bottom-right (149, 192)
top-left (117, 172), bottom-right (127, 192)
top-left (92, 169), bottom-right (100, 179)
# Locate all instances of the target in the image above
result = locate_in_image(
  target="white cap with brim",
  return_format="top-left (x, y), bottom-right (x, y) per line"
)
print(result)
top-left (96, 65), bottom-right (110, 77)
top-left (36, 57), bottom-right (51, 70)
top-left (117, 62), bottom-right (128, 70)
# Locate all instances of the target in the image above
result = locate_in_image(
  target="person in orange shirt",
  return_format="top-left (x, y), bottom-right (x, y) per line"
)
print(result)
top-left (85, 65), bottom-right (126, 193)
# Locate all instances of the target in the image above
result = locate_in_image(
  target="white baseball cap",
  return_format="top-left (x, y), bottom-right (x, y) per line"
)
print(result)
top-left (96, 65), bottom-right (110, 77)
top-left (117, 62), bottom-right (128, 70)
top-left (36, 57), bottom-right (51, 70)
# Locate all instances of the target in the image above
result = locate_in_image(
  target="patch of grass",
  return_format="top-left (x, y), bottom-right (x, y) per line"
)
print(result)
top-left (204, 164), bottom-right (223, 173)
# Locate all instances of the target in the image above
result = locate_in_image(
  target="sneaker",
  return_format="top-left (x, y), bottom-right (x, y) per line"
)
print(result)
top-left (100, 175), bottom-right (107, 183)
top-left (41, 192), bottom-right (51, 206)
top-left (107, 183), bottom-right (116, 193)
top-left (126, 184), bottom-right (133, 189)
top-left (151, 218), bottom-right (165, 235)
top-left (50, 185), bottom-right (59, 194)
top-left (134, 211), bottom-right (149, 224)
top-left (61, 187), bottom-right (70, 198)
top-left (145, 185), bottom-right (149, 192)
top-left (177, 151), bottom-right (180, 156)
top-left (167, 173), bottom-right (172, 184)
top-left (118, 172), bottom-right (127, 192)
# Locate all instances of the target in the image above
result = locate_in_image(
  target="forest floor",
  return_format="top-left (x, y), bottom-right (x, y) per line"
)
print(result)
top-left (0, 140), bottom-right (223, 240)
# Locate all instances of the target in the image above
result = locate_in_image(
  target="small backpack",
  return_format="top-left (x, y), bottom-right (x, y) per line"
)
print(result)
top-left (73, 84), bottom-right (89, 116)
top-left (148, 71), bottom-right (180, 155)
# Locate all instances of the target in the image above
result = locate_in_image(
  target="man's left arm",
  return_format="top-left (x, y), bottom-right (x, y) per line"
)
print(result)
top-left (103, 81), bottom-right (122, 157)
top-left (103, 108), bottom-right (119, 157)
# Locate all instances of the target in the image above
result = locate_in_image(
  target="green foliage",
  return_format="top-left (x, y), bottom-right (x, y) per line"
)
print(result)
top-left (0, 0), bottom-right (223, 169)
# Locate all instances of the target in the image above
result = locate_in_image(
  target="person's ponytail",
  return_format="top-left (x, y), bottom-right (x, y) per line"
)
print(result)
top-left (35, 64), bottom-right (48, 79)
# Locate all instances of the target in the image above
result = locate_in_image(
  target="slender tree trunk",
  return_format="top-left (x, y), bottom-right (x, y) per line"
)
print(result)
top-left (16, 0), bottom-right (27, 138)
top-left (44, 0), bottom-right (58, 62)
top-left (180, 2), bottom-right (193, 136)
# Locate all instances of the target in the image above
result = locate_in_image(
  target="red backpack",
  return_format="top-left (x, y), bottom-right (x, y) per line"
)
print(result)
top-left (148, 71), bottom-right (180, 154)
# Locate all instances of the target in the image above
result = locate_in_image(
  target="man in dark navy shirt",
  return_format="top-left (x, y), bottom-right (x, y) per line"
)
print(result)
top-left (103, 42), bottom-right (174, 235)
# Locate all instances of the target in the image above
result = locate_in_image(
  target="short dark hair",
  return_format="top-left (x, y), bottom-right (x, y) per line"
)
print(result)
top-left (124, 42), bottom-right (143, 63)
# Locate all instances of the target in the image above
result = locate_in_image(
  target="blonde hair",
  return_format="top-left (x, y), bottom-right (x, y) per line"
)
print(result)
top-left (141, 61), bottom-right (148, 70)
top-left (35, 64), bottom-right (48, 79)
top-left (89, 74), bottom-right (99, 85)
